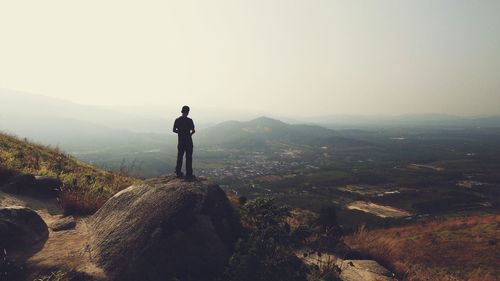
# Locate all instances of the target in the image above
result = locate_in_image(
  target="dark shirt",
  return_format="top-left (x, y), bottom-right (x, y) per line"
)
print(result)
top-left (173, 116), bottom-right (195, 144)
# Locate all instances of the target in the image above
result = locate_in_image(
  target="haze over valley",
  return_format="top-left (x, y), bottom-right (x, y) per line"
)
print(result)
top-left (2, 90), bottom-right (499, 230)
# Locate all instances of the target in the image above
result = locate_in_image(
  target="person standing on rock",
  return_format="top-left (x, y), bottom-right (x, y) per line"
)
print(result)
top-left (173, 105), bottom-right (195, 179)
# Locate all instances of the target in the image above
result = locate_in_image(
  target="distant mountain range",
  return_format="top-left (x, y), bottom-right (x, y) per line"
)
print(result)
top-left (305, 114), bottom-right (500, 128)
top-left (2, 88), bottom-right (499, 154)
top-left (0, 89), bottom-right (352, 152)
top-left (0, 89), bottom-right (172, 134)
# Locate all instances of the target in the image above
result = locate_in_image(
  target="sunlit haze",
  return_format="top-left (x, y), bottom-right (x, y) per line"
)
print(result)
top-left (1, 0), bottom-right (499, 117)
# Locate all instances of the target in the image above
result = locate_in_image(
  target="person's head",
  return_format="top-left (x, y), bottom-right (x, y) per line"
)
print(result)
top-left (181, 105), bottom-right (190, 117)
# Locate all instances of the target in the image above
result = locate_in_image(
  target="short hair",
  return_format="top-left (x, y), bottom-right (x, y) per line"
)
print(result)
top-left (181, 105), bottom-right (190, 113)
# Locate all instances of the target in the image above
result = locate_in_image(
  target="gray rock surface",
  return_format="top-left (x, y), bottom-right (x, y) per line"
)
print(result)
top-left (339, 259), bottom-right (397, 281)
top-left (89, 177), bottom-right (240, 281)
top-left (50, 216), bottom-right (76, 231)
top-left (0, 206), bottom-right (49, 257)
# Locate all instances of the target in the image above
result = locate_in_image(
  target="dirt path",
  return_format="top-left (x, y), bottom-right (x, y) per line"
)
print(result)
top-left (0, 191), bottom-right (105, 279)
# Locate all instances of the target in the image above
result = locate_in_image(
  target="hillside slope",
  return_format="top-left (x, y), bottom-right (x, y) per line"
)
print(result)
top-left (0, 132), bottom-right (137, 213)
top-left (346, 215), bottom-right (500, 281)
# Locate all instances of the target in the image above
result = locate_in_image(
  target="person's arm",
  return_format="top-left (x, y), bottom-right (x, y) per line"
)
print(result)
top-left (190, 120), bottom-right (195, 135)
top-left (173, 119), bottom-right (179, 134)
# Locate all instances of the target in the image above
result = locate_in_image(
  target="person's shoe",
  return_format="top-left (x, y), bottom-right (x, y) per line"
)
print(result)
top-left (175, 172), bottom-right (184, 179)
top-left (185, 174), bottom-right (196, 180)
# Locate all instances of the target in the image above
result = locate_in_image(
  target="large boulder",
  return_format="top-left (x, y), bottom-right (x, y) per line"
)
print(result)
top-left (89, 177), bottom-right (240, 281)
top-left (0, 206), bottom-right (49, 257)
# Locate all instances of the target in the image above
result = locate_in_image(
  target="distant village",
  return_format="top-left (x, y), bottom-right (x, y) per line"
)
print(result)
top-left (198, 149), bottom-right (320, 180)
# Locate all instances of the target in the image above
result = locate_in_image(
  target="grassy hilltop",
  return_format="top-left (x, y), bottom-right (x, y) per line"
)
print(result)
top-left (0, 132), bottom-right (137, 213)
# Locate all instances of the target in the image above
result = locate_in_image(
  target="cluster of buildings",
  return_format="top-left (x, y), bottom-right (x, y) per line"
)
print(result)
top-left (198, 150), bottom-right (314, 180)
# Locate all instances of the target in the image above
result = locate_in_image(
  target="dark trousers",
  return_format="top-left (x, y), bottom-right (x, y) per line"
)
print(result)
top-left (175, 143), bottom-right (193, 176)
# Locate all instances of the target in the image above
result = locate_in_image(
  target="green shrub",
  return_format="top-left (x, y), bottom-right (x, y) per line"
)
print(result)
top-left (312, 205), bottom-right (343, 252)
top-left (224, 197), bottom-right (308, 281)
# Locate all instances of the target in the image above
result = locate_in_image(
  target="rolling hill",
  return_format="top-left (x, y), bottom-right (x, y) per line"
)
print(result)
top-left (0, 89), bottom-right (178, 153)
top-left (196, 116), bottom-right (366, 150)
top-left (0, 88), bottom-right (172, 133)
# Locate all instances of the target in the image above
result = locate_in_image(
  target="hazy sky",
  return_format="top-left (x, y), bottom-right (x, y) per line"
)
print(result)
top-left (1, 0), bottom-right (499, 117)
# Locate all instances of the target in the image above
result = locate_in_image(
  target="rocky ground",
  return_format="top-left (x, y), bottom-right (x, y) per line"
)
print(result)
top-left (0, 190), bottom-right (105, 280)
top-left (1, 176), bottom-right (240, 281)
top-left (1, 176), bottom-right (397, 281)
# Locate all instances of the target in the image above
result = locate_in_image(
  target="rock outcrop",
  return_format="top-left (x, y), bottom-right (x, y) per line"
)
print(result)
top-left (0, 206), bottom-right (49, 257)
top-left (339, 260), bottom-right (397, 281)
top-left (300, 251), bottom-right (397, 281)
top-left (49, 216), bottom-right (76, 231)
top-left (89, 177), bottom-right (240, 281)
top-left (0, 174), bottom-right (61, 198)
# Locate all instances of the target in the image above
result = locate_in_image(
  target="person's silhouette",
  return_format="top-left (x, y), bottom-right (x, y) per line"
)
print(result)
top-left (173, 105), bottom-right (195, 179)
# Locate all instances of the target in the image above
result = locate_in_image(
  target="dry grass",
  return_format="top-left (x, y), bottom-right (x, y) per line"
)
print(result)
top-left (288, 208), bottom-right (319, 228)
top-left (304, 253), bottom-right (341, 281)
top-left (345, 215), bottom-right (500, 281)
top-left (0, 132), bottom-right (138, 214)
top-left (59, 190), bottom-right (110, 215)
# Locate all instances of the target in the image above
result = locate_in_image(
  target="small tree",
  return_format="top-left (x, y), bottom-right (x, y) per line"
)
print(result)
top-left (312, 205), bottom-right (343, 253)
top-left (224, 198), bottom-right (308, 281)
